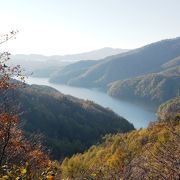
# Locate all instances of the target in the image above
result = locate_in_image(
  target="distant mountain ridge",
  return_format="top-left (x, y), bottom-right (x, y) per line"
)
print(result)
top-left (50, 37), bottom-right (180, 88)
top-left (12, 47), bottom-right (129, 62)
top-left (10, 47), bottom-right (129, 78)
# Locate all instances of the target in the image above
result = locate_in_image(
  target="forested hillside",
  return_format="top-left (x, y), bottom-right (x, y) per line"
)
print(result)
top-left (108, 66), bottom-right (180, 106)
top-left (161, 55), bottom-right (180, 69)
top-left (61, 97), bottom-right (180, 179)
top-left (50, 37), bottom-right (180, 89)
top-left (49, 60), bottom-right (98, 84)
top-left (157, 96), bottom-right (180, 123)
top-left (16, 84), bottom-right (134, 159)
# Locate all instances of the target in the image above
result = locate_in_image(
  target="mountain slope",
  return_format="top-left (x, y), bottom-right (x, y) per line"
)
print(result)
top-left (11, 48), bottom-right (128, 78)
top-left (157, 96), bottom-right (180, 123)
top-left (16, 84), bottom-right (134, 159)
top-left (161, 55), bottom-right (180, 69)
top-left (12, 48), bottom-right (128, 62)
top-left (50, 37), bottom-right (180, 88)
top-left (61, 98), bottom-right (180, 179)
top-left (49, 60), bottom-right (98, 84)
top-left (49, 47), bottom-right (129, 61)
top-left (108, 66), bottom-right (180, 105)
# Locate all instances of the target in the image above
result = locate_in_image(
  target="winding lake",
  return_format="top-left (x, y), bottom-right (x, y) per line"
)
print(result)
top-left (25, 77), bottom-right (156, 129)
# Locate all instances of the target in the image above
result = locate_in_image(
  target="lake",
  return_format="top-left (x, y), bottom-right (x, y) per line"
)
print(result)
top-left (25, 77), bottom-right (156, 129)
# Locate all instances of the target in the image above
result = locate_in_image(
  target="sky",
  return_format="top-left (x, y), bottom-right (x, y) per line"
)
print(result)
top-left (0, 0), bottom-right (180, 55)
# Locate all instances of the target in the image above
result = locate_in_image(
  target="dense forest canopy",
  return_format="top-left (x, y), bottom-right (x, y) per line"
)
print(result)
top-left (17, 84), bottom-right (134, 159)
top-left (61, 97), bottom-right (180, 179)
top-left (108, 66), bottom-right (180, 106)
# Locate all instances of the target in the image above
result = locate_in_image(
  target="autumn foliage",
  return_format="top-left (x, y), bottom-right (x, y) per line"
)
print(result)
top-left (1, 31), bottom-right (179, 179)
top-left (61, 98), bottom-right (180, 180)
top-left (61, 122), bottom-right (180, 179)
top-left (0, 32), bottom-right (60, 179)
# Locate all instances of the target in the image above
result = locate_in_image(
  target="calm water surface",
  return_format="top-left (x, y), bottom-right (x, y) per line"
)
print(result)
top-left (25, 77), bottom-right (156, 129)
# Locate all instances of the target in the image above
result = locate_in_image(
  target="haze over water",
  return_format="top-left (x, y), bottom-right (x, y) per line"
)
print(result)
top-left (25, 77), bottom-right (156, 129)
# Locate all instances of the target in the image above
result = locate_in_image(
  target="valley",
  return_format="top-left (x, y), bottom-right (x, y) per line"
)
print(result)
top-left (1, 1), bottom-right (180, 178)
top-left (25, 77), bottom-right (156, 129)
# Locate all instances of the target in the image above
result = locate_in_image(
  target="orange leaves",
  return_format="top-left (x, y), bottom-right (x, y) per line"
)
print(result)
top-left (46, 174), bottom-right (55, 180)
top-left (0, 113), bottom-right (19, 124)
top-left (0, 32), bottom-right (55, 178)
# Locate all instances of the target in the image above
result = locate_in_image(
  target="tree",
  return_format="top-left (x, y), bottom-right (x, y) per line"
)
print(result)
top-left (123, 123), bottom-right (180, 179)
top-left (0, 31), bottom-right (60, 179)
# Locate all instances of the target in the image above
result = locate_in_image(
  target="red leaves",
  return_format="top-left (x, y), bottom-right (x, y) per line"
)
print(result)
top-left (0, 32), bottom-right (50, 177)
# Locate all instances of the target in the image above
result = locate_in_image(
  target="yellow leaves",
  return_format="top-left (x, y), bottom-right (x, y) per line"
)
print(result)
top-left (138, 128), bottom-right (146, 136)
top-left (0, 165), bottom-right (27, 180)
top-left (20, 167), bottom-right (27, 175)
top-left (107, 154), bottom-right (121, 168)
top-left (0, 161), bottom-right (60, 180)
top-left (0, 175), bottom-right (9, 180)
top-left (157, 127), bottom-right (169, 143)
top-left (91, 173), bottom-right (96, 177)
top-left (61, 122), bottom-right (180, 179)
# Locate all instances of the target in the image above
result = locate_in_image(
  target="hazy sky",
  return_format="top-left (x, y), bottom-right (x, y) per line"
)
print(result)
top-left (1, 0), bottom-right (180, 55)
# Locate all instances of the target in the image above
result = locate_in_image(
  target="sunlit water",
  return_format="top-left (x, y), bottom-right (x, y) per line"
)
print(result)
top-left (25, 77), bottom-right (156, 129)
